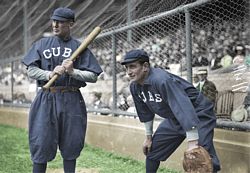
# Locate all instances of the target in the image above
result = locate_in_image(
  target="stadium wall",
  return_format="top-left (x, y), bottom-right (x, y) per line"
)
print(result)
top-left (0, 107), bottom-right (249, 173)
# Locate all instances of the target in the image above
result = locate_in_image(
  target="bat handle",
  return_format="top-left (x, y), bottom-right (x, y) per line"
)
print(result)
top-left (42, 74), bottom-right (59, 89)
top-left (42, 26), bottom-right (101, 89)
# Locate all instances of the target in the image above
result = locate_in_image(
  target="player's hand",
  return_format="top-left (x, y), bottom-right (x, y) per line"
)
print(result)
top-left (143, 135), bottom-right (152, 156)
top-left (49, 65), bottom-right (66, 78)
top-left (187, 139), bottom-right (199, 151)
top-left (62, 59), bottom-right (74, 74)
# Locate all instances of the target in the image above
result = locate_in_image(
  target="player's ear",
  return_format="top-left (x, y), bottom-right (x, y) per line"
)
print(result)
top-left (69, 21), bottom-right (74, 27)
top-left (143, 62), bottom-right (150, 71)
top-left (143, 62), bottom-right (150, 68)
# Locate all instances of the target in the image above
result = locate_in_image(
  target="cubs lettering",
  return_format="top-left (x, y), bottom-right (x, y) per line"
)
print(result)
top-left (43, 47), bottom-right (72, 59)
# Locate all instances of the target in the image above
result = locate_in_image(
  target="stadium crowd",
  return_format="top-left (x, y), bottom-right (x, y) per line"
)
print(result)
top-left (93, 19), bottom-right (249, 81)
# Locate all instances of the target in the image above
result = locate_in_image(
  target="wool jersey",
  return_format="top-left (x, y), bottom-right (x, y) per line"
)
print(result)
top-left (129, 68), bottom-right (212, 131)
top-left (22, 36), bottom-right (103, 87)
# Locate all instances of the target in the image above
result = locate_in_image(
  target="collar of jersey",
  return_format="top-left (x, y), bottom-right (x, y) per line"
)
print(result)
top-left (55, 35), bottom-right (72, 42)
top-left (140, 68), bottom-right (152, 86)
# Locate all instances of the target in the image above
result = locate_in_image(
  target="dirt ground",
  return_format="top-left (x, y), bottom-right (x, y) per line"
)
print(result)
top-left (47, 168), bottom-right (100, 173)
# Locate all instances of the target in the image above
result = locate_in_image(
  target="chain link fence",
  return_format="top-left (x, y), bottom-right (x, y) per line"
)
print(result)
top-left (0, 0), bottom-right (249, 129)
top-left (88, 0), bottom-right (250, 114)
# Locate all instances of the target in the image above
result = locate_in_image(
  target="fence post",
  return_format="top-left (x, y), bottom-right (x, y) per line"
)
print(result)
top-left (112, 34), bottom-right (118, 115)
top-left (11, 62), bottom-right (14, 102)
top-left (23, 0), bottom-right (29, 53)
top-left (126, 0), bottom-right (132, 43)
top-left (185, 9), bottom-right (193, 83)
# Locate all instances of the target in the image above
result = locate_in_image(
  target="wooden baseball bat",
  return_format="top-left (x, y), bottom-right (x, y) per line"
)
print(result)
top-left (43, 26), bottom-right (101, 89)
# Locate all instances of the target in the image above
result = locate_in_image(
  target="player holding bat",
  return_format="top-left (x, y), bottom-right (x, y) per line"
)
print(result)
top-left (121, 49), bottom-right (221, 173)
top-left (22, 7), bottom-right (102, 173)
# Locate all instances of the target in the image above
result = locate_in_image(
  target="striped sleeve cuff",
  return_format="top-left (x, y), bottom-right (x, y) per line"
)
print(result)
top-left (186, 128), bottom-right (199, 141)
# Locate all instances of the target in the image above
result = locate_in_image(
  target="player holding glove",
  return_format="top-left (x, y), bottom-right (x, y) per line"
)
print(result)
top-left (121, 49), bottom-right (220, 173)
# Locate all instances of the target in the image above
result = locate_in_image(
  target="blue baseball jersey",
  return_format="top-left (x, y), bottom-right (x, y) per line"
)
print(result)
top-left (22, 36), bottom-right (103, 87)
top-left (130, 68), bottom-right (214, 131)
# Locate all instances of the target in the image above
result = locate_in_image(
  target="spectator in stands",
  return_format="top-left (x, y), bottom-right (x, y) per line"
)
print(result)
top-left (245, 54), bottom-right (250, 67)
top-left (22, 7), bottom-right (103, 173)
top-left (192, 74), bottom-right (199, 88)
top-left (92, 92), bottom-right (104, 109)
top-left (192, 54), bottom-right (209, 67)
top-left (233, 44), bottom-right (246, 65)
top-left (196, 69), bottom-right (217, 104)
top-left (243, 91), bottom-right (250, 119)
top-left (220, 47), bottom-right (233, 68)
top-left (126, 95), bottom-right (136, 114)
top-left (117, 93), bottom-right (130, 111)
top-left (0, 93), bottom-right (3, 104)
top-left (209, 49), bottom-right (222, 70)
top-left (90, 91), bottom-right (110, 115)
top-left (13, 92), bottom-right (28, 104)
top-left (121, 49), bottom-right (220, 173)
top-left (244, 45), bottom-right (250, 67)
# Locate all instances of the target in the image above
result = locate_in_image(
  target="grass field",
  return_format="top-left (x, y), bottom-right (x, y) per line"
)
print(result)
top-left (0, 125), bottom-right (180, 173)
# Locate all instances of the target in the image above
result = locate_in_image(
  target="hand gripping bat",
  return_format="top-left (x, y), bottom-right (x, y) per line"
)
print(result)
top-left (43, 26), bottom-right (101, 89)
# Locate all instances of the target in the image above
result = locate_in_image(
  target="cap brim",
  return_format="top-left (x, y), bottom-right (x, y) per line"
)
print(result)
top-left (121, 58), bottom-right (138, 65)
top-left (196, 72), bottom-right (207, 75)
top-left (51, 16), bottom-right (71, 22)
top-left (196, 70), bottom-right (207, 75)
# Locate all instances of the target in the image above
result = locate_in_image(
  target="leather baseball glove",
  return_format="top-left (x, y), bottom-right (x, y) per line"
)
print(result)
top-left (183, 146), bottom-right (213, 173)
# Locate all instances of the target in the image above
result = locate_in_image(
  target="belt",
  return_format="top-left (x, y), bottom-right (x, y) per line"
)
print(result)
top-left (43, 86), bottom-right (79, 93)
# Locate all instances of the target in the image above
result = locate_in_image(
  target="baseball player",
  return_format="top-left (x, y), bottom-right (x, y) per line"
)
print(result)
top-left (121, 49), bottom-right (221, 173)
top-left (22, 7), bottom-right (103, 173)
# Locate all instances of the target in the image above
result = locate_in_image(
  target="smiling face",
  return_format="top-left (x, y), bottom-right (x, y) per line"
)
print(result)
top-left (125, 60), bottom-right (149, 85)
top-left (52, 20), bottom-right (73, 40)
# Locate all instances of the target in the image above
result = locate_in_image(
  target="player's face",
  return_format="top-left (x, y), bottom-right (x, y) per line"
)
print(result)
top-left (52, 20), bottom-right (73, 39)
top-left (125, 61), bottom-right (148, 84)
top-left (198, 74), bottom-right (207, 81)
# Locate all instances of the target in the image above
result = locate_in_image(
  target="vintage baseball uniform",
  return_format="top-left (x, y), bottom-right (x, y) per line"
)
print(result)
top-left (130, 68), bottom-right (221, 172)
top-left (22, 36), bottom-right (102, 163)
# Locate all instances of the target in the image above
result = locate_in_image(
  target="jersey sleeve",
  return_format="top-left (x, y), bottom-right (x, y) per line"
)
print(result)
top-left (156, 76), bottom-right (200, 131)
top-left (130, 83), bottom-right (155, 122)
top-left (75, 48), bottom-right (103, 76)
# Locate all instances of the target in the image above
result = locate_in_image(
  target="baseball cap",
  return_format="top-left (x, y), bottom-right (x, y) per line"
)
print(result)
top-left (196, 69), bottom-right (207, 75)
top-left (121, 49), bottom-right (149, 65)
top-left (51, 7), bottom-right (75, 22)
top-left (236, 45), bottom-right (244, 51)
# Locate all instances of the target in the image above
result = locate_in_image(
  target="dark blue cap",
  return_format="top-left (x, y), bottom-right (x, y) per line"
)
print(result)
top-left (121, 49), bottom-right (149, 65)
top-left (51, 7), bottom-right (75, 22)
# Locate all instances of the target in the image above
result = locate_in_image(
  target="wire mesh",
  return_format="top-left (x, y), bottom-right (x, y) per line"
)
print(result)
top-left (89, 0), bottom-right (250, 113)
